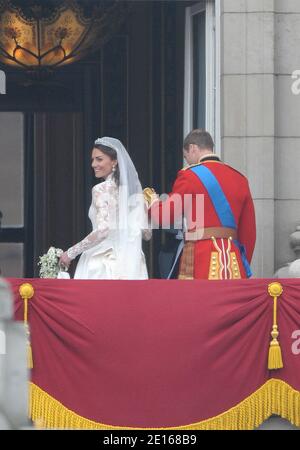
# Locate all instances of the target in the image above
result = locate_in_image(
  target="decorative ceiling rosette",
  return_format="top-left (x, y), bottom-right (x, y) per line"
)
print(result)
top-left (0, 0), bottom-right (128, 72)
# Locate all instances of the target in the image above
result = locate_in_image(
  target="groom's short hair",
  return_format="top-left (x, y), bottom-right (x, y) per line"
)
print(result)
top-left (183, 129), bottom-right (214, 151)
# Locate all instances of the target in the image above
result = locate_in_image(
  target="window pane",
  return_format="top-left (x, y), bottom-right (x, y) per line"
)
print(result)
top-left (0, 112), bottom-right (24, 227)
top-left (193, 11), bottom-right (206, 129)
top-left (0, 243), bottom-right (23, 277)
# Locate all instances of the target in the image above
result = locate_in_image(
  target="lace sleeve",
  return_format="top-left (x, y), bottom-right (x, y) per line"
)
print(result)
top-left (67, 183), bottom-right (117, 260)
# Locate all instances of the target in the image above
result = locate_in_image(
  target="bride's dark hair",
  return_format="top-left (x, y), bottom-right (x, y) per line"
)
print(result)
top-left (93, 143), bottom-right (120, 184)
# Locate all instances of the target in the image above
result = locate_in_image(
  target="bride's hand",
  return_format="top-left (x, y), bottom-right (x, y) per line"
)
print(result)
top-left (59, 252), bottom-right (71, 270)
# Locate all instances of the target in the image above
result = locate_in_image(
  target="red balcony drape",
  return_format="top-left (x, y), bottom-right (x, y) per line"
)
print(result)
top-left (7, 278), bottom-right (300, 429)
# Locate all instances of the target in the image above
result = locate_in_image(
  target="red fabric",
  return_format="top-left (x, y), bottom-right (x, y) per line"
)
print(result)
top-left (8, 278), bottom-right (300, 428)
top-left (150, 161), bottom-right (256, 278)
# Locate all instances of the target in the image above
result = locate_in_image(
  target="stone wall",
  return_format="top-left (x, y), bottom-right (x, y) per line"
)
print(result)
top-left (221, 0), bottom-right (300, 276)
top-left (274, 0), bottom-right (300, 271)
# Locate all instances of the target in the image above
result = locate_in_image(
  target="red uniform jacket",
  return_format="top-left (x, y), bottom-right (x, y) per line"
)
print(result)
top-left (149, 156), bottom-right (256, 279)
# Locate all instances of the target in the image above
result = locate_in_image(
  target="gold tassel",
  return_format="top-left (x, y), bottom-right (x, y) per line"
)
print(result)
top-left (267, 282), bottom-right (283, 370)
top-left (26, 325), bottom-right (33, 369)
top-left (19, 283), bottom-right (35, 369)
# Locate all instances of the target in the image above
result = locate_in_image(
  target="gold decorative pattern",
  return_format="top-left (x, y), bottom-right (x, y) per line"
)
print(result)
top-left (0, 1), bottom-right (128, 69)
top-left (229, 252), bottom-right (241, 279)
top-left (208, 252), bottom-right (220, 280)
top-left (211, 237), bottom-right (224, 280)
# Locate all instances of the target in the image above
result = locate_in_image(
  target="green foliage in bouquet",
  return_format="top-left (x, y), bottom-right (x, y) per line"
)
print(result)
top-left (38, 247), bottom-right (63, 278)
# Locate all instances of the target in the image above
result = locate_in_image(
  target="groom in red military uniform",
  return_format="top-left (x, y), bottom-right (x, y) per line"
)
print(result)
top-left (145, 130), bottom-right (256, 280)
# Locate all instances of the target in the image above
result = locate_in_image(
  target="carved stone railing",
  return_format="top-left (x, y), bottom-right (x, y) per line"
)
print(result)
top-left (275, 226), bottom-right (300, 278)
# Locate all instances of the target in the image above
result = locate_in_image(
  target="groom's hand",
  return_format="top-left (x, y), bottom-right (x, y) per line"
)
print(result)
top-left (59, 252), bottom-right (71, 270)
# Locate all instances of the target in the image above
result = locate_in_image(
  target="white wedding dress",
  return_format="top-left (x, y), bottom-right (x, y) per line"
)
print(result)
top-left (67, 174), bottom-right (149, 279)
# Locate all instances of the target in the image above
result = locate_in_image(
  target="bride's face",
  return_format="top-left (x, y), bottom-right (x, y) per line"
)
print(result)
top-left (91, 148), bottom-right (117, 179)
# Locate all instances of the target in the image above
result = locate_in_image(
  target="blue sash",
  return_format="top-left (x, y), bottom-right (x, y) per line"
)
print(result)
top-left (191, 165), bottom-right (252, 278)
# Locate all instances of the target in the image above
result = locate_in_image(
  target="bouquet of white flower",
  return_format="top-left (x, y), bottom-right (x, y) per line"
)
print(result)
top-left (38, 247), bottom-right (67, 278)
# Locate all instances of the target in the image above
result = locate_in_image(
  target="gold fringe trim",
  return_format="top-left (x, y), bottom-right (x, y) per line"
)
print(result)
top-left (29, 379), bottom-right (300, 430)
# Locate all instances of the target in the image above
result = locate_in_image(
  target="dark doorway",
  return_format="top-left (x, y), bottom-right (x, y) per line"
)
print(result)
top-left (0, 0), bottom-right (188, 278)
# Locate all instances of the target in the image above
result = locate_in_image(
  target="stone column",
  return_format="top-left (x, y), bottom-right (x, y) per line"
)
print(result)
top-left (221, 0), bottom-right (275, 277)
top-left (274, 0), bottom-right (300, 271)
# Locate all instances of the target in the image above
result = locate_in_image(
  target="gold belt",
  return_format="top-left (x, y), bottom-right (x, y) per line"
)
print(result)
top-left (184, 227), bottom-right (237, 241)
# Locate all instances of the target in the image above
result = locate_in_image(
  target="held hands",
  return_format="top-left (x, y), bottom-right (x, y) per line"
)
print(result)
top-left (143, 187), bottom-right (159, 208)
top-left (59, 252), bottom-right (72, 270)
top-left (142, 188), bottom-right (155, 241)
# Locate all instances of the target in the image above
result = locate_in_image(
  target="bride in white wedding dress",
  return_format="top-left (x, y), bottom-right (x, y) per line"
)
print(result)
top-left (59, 137), bottom-right (150, 279)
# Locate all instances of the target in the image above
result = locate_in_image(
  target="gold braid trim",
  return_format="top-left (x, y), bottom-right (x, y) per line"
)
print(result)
top-left (29, 379), bottom-right (300, 430)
